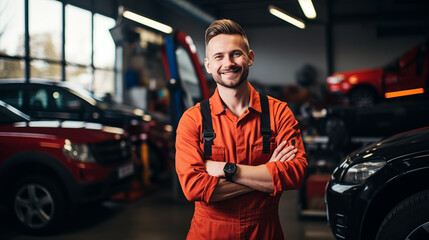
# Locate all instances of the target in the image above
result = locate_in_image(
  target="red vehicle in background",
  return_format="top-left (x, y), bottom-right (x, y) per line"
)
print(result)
top-left (327, 41), bottom-right (428, 106)
top-left (0, 100), bottom-right (137, 233)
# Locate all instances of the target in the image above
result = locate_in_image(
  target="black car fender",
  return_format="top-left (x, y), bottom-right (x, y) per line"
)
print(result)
top-left (359, 164), bottom-right (429, 239)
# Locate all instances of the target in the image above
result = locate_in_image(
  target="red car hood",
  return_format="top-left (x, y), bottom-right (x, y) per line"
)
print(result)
top-left (0, 121), bottom-right (125, 143)
top-left (330, 68), bottom-right (384, 78)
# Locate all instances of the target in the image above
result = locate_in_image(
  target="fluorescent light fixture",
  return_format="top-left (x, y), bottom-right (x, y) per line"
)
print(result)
top-left (298, 0), bottom-right (317, 19)
top-left (123, 10), bottom-right (173, 34)
top-left (268, 5), bottom-right (306, 29)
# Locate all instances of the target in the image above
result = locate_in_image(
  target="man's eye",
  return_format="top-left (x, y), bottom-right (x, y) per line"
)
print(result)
top-left (233, 52), bottom-right (242, 57)
top-left (214, 55), bottom-right (222, 60)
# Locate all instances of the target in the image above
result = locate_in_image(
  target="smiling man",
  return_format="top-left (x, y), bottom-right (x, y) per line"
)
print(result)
top-left (205, 32), bottom-right (252, 89)
top-left (175, 19), bottom-right (307, 240)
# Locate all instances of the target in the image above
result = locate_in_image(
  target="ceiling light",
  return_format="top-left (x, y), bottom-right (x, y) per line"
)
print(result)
top-left (298, 0), bottom-right (317, 19)
top-left (122, 10), bottom-right (173, 34)
top-left (268, 5), bottom-right (305, 29)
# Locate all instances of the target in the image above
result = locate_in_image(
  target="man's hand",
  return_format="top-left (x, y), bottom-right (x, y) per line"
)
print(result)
top-left (205, 160), bottom-right (226, 178)
top-left (268, 141), bottom-right (297, 163)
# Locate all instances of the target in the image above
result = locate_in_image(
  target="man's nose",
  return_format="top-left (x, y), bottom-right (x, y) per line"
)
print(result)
top-left (223, 55), bottom-right (235, 66)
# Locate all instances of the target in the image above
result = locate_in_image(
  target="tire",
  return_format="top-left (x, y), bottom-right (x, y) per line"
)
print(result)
top-left (349, 87), bottom-right (377, 107)
top-left (376, 189), bottom-right (429, 240)
top-left (9, 175), bottom-right (67, 234)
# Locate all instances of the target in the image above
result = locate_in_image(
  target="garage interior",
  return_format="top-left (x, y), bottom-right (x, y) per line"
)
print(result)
top-left (1, 0), bottom-right (429, 240)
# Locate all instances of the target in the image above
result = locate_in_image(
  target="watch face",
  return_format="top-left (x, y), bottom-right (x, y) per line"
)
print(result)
top-left (224, 163), bottom-right (237, 174)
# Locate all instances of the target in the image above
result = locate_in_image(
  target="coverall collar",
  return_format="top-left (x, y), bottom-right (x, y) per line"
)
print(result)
top-left (211, 82), bottom-right (263, 116)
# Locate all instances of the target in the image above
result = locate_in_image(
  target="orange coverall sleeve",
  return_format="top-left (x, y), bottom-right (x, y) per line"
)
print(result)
top-left (175, 106), bottom-right (219, 203)
top-left (265, 99), bottom-right (308, 196)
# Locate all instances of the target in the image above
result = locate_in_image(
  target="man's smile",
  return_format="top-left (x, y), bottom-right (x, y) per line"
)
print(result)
top-left (219, 67), bottom-right (241, 76)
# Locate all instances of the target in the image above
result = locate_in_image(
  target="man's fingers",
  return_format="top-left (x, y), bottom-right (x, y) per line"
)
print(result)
top-left (279, 146), bottom-right (295, 156)
top-left (269, 144), bottom-right (297, 163)
top-left (272, 141), bottom-right (287, 159)
top-left (279, 151), bottom-right (296, 162)
top-left (277, 147), bottom-right (297, 161)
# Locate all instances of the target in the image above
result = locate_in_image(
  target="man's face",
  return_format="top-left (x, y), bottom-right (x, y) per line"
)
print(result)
top-left (204, 34), bottom-right (254, 89)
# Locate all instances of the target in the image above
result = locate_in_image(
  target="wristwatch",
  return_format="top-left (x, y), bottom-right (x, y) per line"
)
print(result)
top-left (223, 163), bottom-right (237, 182)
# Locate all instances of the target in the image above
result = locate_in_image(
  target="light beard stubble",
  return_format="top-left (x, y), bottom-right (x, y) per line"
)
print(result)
top-left (214, 66), bottom-right (249, 89)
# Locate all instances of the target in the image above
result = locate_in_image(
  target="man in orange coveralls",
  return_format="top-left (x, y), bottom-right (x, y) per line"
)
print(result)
top-left (175, 19), bottom-right (307, 240)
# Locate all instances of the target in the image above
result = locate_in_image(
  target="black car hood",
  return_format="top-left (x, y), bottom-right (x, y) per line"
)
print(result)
top-left (98, 102), bottom-right (139, 115)
top-left (348, 127), bottom-right (429, 165)
top-left (98, 102), bottom-right (170, 125)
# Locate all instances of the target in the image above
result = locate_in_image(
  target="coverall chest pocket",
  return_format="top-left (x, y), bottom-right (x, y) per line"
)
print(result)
top-left (204, 146), bottom-right (225, 162)
top-left (250, 142), bottom-right (277, 165)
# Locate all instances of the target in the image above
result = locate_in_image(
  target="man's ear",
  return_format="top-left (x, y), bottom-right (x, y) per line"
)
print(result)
top-left (204, 58), bottom-right (212, 74)
top-left (248, 50), bottom-right (255, 66)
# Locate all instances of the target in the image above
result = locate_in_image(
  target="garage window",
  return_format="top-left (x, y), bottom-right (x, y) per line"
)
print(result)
top-left (0, 59), bottom-right (25, 79)
top-left (29, 0), bottom-right (62, 61)
top-left (65, 5), bottom-right (92, 66)
top-left (0, 0), bottom-right (116, 99)
top-left (0, 0), bottom-right (25, 57)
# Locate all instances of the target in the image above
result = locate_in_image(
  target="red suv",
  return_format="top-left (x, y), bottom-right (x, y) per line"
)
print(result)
top-left (0, 100), bottom-right (136, 233)
top-left (327, 42), bottom-right (428, 106)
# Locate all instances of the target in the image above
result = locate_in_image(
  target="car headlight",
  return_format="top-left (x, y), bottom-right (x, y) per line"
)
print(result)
top-left (327, 75), bottom-right (345, 84)
top-left (63, 139), bottom-right (95, 163)
top-left (342, 161), bottom-right (386, 184)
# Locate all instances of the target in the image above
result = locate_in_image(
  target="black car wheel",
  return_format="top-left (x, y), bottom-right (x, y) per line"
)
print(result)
top-left (349, 87), bottom-right (377, 107)
top-left (10, 175), bottom-right (66, 233)
top-left (376, 189), bottom-right (429, 240)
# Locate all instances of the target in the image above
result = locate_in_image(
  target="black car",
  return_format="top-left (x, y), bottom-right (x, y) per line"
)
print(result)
top-left (0, 79), bottom-right (148, 126)
top-left (313, 101), bottom-right (429, 151)
top-left (326, 127), bottom-right (429, 240)
top-left (0, 79), bottom-right (173, 183)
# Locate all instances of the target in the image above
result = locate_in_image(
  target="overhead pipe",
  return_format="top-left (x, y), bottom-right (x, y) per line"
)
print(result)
top-left (163, 0), bottom-right (216, 25)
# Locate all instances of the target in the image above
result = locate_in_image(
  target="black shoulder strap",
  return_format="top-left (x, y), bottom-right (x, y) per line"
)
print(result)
top-left (200, 94), bottom-right (270, 156)
top-left (259, 93), bottom-right (271, 154)
top-left (200, 99), bottom-right (215, 156)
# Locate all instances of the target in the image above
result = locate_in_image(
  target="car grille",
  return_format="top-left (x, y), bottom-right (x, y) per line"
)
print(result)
top-left (333, 213), bottom-right (347, 239)
top-left (89, 138), bottom-right (132, 166)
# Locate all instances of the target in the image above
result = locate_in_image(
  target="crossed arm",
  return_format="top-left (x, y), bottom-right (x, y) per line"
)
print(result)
top-left (206, 141), bottom-right (297, 202)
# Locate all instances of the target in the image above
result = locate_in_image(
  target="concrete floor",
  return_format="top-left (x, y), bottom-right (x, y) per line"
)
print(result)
top-left (0, 185), bottom-right (335, 240)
